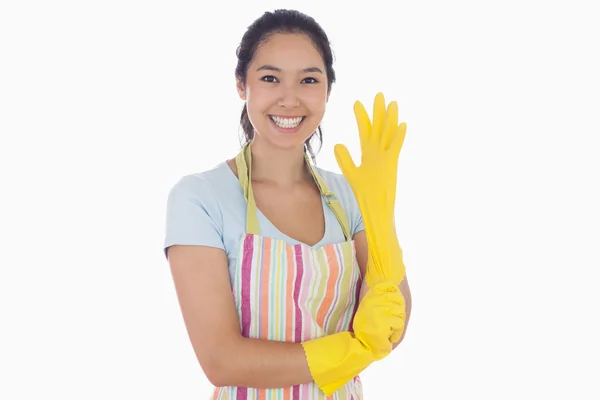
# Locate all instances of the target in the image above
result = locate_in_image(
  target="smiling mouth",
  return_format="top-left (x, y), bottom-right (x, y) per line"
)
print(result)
top-left (269, 115), bottom-right (305, 129)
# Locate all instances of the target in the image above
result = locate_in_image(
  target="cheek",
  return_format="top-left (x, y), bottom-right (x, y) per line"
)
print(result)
top-left (245, 90), bottom-right (266, 117)
top-left (306, 88), bottom-right (328, 113)
top-left (246, 86), bottom-right (275, 113)
top-left (311, 101), bottom-right (327, 119)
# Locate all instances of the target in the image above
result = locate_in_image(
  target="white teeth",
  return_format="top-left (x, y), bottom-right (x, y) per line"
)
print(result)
top-left (270, 116), bottom-right (304, 129)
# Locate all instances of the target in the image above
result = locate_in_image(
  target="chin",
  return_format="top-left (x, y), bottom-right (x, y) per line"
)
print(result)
top-left (260, 134), bottom-right (309, 151)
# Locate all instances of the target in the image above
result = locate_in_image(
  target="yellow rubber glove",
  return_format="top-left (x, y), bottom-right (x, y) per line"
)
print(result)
top-left (352, 281), bottom-right (407, 358)
top-left (301, 282), bottom-right (405, 395)
top-left (334, 92), bottom-right (408, 287)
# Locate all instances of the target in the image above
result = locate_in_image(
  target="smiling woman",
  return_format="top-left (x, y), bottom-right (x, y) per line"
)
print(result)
top-left (164, 8), bottom-right (411, 400)
top-left (238, 33), bottom-right (328, 150)
top-left (235, 12), bottom-right (336, 165)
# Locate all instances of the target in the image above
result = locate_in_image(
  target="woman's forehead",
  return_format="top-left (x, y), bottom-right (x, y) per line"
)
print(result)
top-left (251, 33), bottom-right (324, 70)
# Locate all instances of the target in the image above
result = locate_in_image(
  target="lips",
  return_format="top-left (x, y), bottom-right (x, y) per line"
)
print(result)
top-left (270, 115), bottom-right (305, 129)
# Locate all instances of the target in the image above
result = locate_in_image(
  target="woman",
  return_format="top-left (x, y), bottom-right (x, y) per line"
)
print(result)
top-left (164, 9), bottom-right (412, 399)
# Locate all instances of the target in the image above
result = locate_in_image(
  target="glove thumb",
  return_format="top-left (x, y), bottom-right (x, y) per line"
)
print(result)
top-left (334, 144), bottom-right (357, 178)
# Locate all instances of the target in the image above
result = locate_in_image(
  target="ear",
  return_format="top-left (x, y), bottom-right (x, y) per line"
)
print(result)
top-left (236, 79), bottom-right (247, 100)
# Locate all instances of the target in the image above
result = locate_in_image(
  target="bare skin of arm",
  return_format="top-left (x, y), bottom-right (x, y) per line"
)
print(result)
top-left (353, 230), bottom-right (413, 349)
top-left (168, 244), bottom-right (313, 388)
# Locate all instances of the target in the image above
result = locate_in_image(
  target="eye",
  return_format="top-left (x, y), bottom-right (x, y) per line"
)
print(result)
top-left (302, 77), bottom-right (318, 84)
top-left (261, 75), bottom-right (278, 83)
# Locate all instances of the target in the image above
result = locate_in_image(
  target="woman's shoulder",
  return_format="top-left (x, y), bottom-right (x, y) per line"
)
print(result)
top-left (164, 161), bottom-right (240, 255)
top-left (167, 161), bottom-right (241, 207)
top-left (171, 161), bottom-right (235, 191)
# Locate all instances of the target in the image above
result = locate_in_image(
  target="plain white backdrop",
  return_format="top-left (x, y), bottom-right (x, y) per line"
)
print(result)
top-left (1, 0), bottom-right (599, 399)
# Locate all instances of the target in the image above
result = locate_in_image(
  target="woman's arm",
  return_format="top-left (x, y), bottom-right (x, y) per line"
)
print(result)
top-left (392, 277), bottom-right (412, 348)
top-left (167, 244), bottom-right (313, 388)
top-left (353, 230), bottom-right (412, 349)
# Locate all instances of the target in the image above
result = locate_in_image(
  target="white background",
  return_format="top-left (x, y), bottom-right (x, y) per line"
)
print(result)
top-left (1, 0), bottom-right (599, 399)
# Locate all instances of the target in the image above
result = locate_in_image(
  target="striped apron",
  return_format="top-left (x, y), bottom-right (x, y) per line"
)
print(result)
top-left (210, 144), bottom-right (364, 399)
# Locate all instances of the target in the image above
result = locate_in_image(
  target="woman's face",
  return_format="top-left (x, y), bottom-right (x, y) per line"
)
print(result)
top-left (237, 33), bottom-right (329, 151)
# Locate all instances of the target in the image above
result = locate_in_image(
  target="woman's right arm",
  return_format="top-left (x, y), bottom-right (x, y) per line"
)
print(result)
top-left (167, 244), bottom-right (314, 389)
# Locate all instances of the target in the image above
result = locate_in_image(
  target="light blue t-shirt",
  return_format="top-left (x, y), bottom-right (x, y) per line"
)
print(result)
top-left (163, 161), bottom-right (365, 274)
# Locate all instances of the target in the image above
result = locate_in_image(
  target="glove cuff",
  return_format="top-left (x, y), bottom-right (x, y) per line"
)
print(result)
top-left (302, 332), bottom-right (373, 395)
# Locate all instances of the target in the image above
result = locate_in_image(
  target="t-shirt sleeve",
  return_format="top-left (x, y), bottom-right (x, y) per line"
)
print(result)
top-left (163, 174), bottom-right (225, 258)
top-left (352, 204), bottom-right (365, 236)
top-left (345, 180), bottom-right (365, 236)
top-left (327, 171), bottom-right (365, 237)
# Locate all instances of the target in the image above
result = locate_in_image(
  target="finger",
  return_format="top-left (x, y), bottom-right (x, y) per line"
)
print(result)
top-left (388, 305), bottom-right (407, 319)
top-left (385, 295), bottom-right (406, 312)
top-left (389, 326), bottom-right (405, 343)
top-left (373, 281), bottom-right (398, 294)
top-left (384, 293), bottom-right (406, 308)
top-left (382, 101), bottom-right (399, 150)
top-left (372, 341), bottom-right (393, 360)
top-left (387, 313), bottom-right (406, 333)
top-left (390, 122), bottom-right (407, 156)
top-left (371, 92), bottom-right (386, 142)
top-left (334, 144), bottom-right (357, 177)
top-left (353, 100), bottom-right (371, 145)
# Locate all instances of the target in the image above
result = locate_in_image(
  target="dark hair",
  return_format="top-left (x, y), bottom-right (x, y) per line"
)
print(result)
top-left (235, 9), bottom-right (336, 163)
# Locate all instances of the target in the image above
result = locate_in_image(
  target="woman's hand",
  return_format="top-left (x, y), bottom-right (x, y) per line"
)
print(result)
top-left (334, 92), bottom-right (407, 286)
top-left (353, 281), bottom-right (407, 360)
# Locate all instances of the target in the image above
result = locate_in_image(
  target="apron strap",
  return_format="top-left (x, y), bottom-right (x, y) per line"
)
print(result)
top-left (235, 142), bottom-right (352, 241)
top-left (235, 144), bottom-right (260, 235)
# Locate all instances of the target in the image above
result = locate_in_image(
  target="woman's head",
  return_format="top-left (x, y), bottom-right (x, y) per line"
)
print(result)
top-left (235, 9), bottom-right (336, 162)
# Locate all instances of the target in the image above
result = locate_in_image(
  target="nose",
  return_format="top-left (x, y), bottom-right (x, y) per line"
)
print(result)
top-left (277, 85), bottom-right (300, 108)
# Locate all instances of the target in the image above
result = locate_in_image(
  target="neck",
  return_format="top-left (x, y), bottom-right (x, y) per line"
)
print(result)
top-left (249, 138), bottom-right (311, 186)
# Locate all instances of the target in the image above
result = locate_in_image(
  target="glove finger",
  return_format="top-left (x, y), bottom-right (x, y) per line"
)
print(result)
top-left (385, 299), bottom-right (406, 314)
top-left (376, 286), bottom-right (403, 302)
top-left (373, 281), bottom-right (399, 294)
top-left (377, 292), bottom-right (402, 306)
top-left (386, 297), bottom-right (406, 319)
top-left (371, 92), bottom-right (386, 142)
top-left (334, 144), bottom-right (357, 178)
top-left (385, 313), bottom-right (405, 340)
top-left (382, 101), bottom-right (399, 150)
top-left (372, 341), bottom-right (393, 361)
top-left (384, 296), bottom-right (406, 309)
top-left (387, 290), bottom-right (406, 303)
top-left (388, 315), bottom-right (405, 331)
top-left (390, 122), bottom-right (407, 157)
top-left (353, 100), bottom-right (371, 145)
top-left (390, 326), bottom-right (405, 344)
top-left (388, 308), bottom-right (406, 321)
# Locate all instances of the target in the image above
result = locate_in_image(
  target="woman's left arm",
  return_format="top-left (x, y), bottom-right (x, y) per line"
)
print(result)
top-left (353, 230), bottom-right (412, 349)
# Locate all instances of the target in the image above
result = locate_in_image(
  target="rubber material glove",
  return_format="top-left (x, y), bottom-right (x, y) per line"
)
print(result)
top-left (334, 92), bottom-right (408, 287)
top-left (301, 282), bottom-right (405, 395)
top-left (353, 282), bottom-right (407, 355)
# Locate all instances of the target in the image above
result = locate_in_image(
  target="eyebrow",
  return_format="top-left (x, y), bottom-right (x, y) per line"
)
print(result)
top-left (256, 65), bottom-right (324, 74)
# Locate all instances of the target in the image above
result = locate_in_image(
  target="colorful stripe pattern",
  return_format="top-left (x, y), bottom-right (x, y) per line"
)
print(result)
top-left (210, 234), bottom-right (364, 399)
